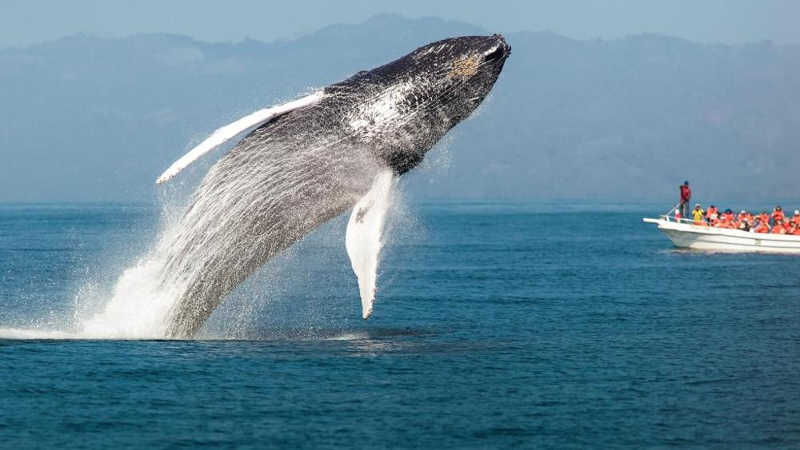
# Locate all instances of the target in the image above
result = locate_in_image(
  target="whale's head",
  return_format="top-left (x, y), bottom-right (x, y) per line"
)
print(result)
top-left (403, 34), bottom-right (511, 112)
top-left (332, 35), bottom-right (511, 174)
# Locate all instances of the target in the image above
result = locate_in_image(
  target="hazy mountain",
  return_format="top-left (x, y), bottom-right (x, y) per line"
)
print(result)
top-left (1, 14), bottom-right (798, 204)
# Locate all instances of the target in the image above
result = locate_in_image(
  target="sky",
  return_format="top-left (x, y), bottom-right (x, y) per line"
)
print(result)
top-left (1, 0), bottom-right (797, 48)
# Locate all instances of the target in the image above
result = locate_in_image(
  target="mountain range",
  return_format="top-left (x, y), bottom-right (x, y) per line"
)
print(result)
top-left (1, 14), bottom-right (798, 204)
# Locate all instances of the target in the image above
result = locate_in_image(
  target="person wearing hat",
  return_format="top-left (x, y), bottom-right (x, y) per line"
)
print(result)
top-left (792, 210), bottom-right (800, 227)
top-left (691, 204), bottom-right (706, 225)
top-left (678, 181), bottom-right (691, 219)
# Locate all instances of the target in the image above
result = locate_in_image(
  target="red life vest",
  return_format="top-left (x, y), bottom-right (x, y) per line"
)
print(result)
top-left (680, 185), bottom-right (691, 202)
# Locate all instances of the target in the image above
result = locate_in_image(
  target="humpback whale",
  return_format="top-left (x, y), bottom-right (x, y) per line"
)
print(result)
top-left (156, 35), bottom-right (510, 337)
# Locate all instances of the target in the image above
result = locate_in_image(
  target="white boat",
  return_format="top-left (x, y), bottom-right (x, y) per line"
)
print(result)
top-left (642, 216), bottom-right (800, 253)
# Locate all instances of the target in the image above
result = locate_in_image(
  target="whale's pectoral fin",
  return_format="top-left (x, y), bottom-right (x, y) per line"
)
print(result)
top-left (345, 170), bottom-right (395, 319)
top-left (156, 91), bottom-right (324, 184)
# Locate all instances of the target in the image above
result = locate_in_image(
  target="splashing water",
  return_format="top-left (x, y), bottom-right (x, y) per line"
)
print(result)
top-left (73, 211), bottom-right (191, 339)
top-left (345, 170), bottom-right (395, 319)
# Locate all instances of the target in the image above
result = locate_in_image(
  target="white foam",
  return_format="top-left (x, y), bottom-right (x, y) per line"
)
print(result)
top-left (0, 328), bottom-right (78, 340)
top-left (78, 255), bottom-right (183, 339)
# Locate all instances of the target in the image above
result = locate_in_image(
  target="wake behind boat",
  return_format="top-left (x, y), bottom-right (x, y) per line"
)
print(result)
top-left (643, 215), bottom-right (800, 253)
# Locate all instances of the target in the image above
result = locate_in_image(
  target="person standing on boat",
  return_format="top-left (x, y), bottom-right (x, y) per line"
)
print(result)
top-left (679, 181), bottom-right (691, 219)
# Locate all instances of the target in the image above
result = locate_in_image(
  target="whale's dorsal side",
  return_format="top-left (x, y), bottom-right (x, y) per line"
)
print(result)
top-left (155, 91), bottom-right (324, 184)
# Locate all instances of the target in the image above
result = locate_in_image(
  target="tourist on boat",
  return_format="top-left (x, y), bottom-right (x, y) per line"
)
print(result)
top-left (753, 219), bottom-right (770, 233)
top-left (783, 220), bottom-right (796, 234)
top-left (759, 211), bottom-right (770, 226)
top-left (723, 209), bottom-right (735, 224)
top-left (715, 210), bottom-right (735, 229)
top-left (722, 208), bottom-right (739, 228)
top-left (679, 181), bottom-right (691, 219)
top-left (692, 204), bottom-right (705, 225)
top-left (706, 205), bottom-right (718, 223)
top-left (738, 217), bottom-right (751, 231)
top-left (771, 206), bottom-right (785, 225)
top-left (771, 219), bottom-right (788, 234)
top-left (737, 210), bottom-right (748, 223)
top-left (792, 210), bottom-right (800, 226)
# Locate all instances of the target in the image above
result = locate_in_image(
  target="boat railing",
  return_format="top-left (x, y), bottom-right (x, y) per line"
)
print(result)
top-left (658, 203), bottom-right (705, 225)
top-left (659, 215), bottom-right (697, 225)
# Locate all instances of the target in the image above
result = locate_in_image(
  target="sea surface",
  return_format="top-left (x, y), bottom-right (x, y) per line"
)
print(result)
top-left (1, 202), bottom-right (799, 448)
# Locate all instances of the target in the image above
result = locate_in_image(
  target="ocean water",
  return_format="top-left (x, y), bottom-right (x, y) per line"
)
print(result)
top-left (1, 202), bottom-right (799, 448)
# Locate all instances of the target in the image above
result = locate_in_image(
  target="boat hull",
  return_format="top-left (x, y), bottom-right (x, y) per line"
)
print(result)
top-left (643, 218), bottom-right (800, 253)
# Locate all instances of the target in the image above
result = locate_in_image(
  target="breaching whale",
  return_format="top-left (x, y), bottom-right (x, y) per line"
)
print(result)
top-left (156, 35), bottom-right (510, 337)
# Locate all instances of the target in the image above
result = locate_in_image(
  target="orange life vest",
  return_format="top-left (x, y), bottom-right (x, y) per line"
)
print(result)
top-left (771, 225), bottom-right (787, 234)
top-left (772, 210), bottom-right (785, 223)
top-left (716, 219), bottom-right (733, 229)
top-left (754, 223), bottom-right (770, 233)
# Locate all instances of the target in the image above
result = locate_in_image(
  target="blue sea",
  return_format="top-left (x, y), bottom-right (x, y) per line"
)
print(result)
top-left (1, 202), bottom-right (799, 448)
